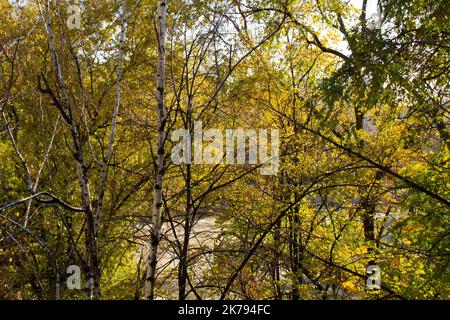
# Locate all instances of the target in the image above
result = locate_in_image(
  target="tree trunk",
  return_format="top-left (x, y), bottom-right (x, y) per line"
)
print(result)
top-left (94, 0), bottom-right (127, 235)
top-left (145, 0), bottom-right (167, 300)
top-left (355, 107), bottom-right (382, 268)
top-left (178, 161), bottom-right (191, 300)
top-left (41, 0), bottom-right (101, 299)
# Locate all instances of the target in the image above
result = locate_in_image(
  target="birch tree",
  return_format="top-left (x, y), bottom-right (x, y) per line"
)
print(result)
top-left (145, 0), bottom-right (168, 300)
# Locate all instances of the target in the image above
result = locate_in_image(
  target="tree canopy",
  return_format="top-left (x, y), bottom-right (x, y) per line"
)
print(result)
top-left (0, 0), bottom-right (448, 300)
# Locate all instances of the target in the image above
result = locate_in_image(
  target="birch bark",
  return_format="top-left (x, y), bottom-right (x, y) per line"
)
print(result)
top-left (145, 0), bottom-right (167, 300)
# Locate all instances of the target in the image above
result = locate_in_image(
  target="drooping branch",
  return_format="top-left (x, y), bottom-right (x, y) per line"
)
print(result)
top-left (0, 192), bottom-right (85, 213)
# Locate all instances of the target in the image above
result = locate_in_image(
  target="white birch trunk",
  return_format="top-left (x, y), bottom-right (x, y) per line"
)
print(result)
top-left (145, 0), bottom-right (167, 300)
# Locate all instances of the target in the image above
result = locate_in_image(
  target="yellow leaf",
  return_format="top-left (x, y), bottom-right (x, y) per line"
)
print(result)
top-left (342, 280), bottom-right (357, 292)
